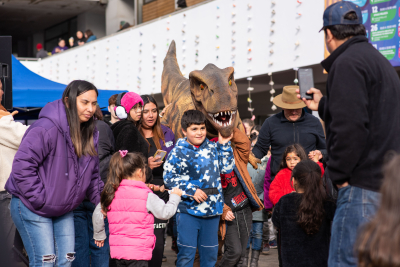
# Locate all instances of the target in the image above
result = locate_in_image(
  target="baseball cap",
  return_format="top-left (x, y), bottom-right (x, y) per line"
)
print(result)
top-left (320, 1), bottom-right (362, 32)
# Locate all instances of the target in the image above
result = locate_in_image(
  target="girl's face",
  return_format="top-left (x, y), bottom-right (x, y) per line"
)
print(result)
top-left (286, 152), bottom-right (301, 170)
top-left (142, 102), bottom-right (158, 128)
top-left (129, 103), bottom-right (143, 122)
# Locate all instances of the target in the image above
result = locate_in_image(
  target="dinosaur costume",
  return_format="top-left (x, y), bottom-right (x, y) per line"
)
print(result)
top-left (161, 40), bottom-right (241, 139)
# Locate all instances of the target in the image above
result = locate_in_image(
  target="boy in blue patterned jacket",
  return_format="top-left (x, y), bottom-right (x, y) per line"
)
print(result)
top-left (163, 110), bottom-right (234, 267)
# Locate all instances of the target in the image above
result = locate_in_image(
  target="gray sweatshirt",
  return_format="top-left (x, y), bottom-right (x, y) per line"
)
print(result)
top-left (93, 193), bottom-right (181, 240)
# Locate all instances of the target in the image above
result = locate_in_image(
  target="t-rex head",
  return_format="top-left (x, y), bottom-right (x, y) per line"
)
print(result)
top-left (189, 64), bottom-right (238, 137)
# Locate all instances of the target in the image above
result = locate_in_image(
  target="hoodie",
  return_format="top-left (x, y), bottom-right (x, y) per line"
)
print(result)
top-left (5, 99), bottom-right (103, 217)
top-left (163, 138), bottom-right (234, 217)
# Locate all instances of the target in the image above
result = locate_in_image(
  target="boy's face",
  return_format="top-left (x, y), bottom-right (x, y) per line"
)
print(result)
top-left (182, 123), bottom-right (206, 146)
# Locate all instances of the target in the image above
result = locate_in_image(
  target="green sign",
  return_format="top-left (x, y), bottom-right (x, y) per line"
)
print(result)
top-left (370, 0), bottom-right (391, 3)
top-left (380, 48), bottom-right (396, 60)
top-left (371, 8), bottom-right (396, 23)
top-left (371, 28), bottom-right (396, 41)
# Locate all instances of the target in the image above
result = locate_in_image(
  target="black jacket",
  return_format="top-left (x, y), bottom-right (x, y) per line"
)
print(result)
top-left (111, 119), bottom-right (153, 182)
top-left (272, 193), bottom-right (336, 267)
top-left (95, 120), bottom-right (115, 184)
top-left (252, 111), bottom-right (327, 180)
top-left (319, 36), bottom-right (400, 192)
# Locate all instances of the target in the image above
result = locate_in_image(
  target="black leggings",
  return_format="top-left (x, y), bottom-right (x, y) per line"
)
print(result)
top-left (148, 218), bottom-right (167, 267)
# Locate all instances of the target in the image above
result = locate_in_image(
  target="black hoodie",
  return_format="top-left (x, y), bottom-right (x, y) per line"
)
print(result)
top-left (319, 36), bottom-right (400, 192)
top-left (111, 120), bottom-right (153, 182)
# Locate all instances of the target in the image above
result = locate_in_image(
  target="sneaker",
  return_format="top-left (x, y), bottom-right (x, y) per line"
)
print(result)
top-left (262, 242), bottom-right (270, 255)
top-left (162, 255), bottom-right (167, 262)
top-left (269, 239), bottom-right (277, 249)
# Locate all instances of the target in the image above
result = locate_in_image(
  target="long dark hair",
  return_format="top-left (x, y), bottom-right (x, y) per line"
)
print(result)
top-left (138, 95), bottom-right (165, 151)
top-left (356, 153), bottom-right (400, 267)
top-left (279, 144), bottom-right (307, 171)
top-left (101, 152), bottom-right (147, 213)
top-left (292, 160), bottom-right (326, 235)
top-left (62, 80), bottom-right (98, 158)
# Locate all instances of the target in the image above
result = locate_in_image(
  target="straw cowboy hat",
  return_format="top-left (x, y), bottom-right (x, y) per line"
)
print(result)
top-left (272, 85), bottom-right (306, 109)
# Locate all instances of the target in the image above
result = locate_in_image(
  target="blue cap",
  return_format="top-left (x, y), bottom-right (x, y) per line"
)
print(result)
top-left (320, 1), bottom-right (362, 32)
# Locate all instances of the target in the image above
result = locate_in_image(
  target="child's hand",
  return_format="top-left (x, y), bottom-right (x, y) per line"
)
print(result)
top-left (225, 211), bottom-right (235, 221)
top-left (160, 185), bottom-right (165, 193)
top-left (193, 189), bottom-right (207, 203)
top-left (95, 240), bottom-right (104, 247)
top-left (171, 187), bottom-right (183, 197)
top-left (218, 132), bottom-right (233, 145)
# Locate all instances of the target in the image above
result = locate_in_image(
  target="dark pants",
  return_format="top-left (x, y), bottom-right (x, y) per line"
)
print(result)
top-left (148, 218), bottom-right (167, 267)
top-left (217, 206), bottom-right (252, 267)
top-left (115, 259), bottom-right (148, 267)
top-left (72, 200), bottom-right (110, 267)
top-left (0, 191), bottom-right (20, 267)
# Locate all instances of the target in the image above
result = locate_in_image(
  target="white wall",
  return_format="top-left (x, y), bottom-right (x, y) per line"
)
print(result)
top-left (23, 0), bottom-right (325, 95)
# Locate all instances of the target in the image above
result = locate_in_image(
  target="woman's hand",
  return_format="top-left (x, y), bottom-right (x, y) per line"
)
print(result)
top-left (308, 150), bottom-right (322, 162)
top-left (148, 156), bottom-right (163, 169)
top-left (95, 240), bottom-right (104, 247)
top-left (159, 185), bottom-right (165, 193)
top-left (225, 211), bottom-right (235, 221)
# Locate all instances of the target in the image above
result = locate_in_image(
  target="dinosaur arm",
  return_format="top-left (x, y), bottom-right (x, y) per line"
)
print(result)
top-left (231, 128), bottom-right (250, 165)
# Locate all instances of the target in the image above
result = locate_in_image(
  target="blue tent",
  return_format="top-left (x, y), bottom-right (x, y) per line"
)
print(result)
top-left (12, 55), bottom-right (123, 108)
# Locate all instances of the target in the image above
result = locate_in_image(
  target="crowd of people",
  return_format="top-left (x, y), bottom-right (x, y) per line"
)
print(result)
top-left (36, 29), bottom-right (97, 59)
top-left (1, 1), bottom-right (400, 267)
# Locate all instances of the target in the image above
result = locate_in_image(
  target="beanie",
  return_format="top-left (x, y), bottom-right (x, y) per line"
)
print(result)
top-left (120, 92), bottom-right (144, 114)
top-left (36, 43), bottom-right (43, 50)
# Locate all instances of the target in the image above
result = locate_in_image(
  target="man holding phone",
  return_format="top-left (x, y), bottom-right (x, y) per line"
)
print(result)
top-left (297, 2), bottom-right (400, 266)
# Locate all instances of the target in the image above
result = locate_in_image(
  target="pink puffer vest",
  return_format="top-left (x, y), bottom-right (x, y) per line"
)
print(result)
top-left (108, 180), bottom-right (155, 260)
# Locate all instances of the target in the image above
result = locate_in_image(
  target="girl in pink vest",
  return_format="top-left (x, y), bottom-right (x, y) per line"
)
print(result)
top-left (93, 151), bottom-right (182, 267)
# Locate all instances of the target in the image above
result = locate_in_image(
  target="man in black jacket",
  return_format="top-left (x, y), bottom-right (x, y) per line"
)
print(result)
top-left (298, 2), bottom-right (400, 266)
top-left (252, 85), bottom-right (327, 181)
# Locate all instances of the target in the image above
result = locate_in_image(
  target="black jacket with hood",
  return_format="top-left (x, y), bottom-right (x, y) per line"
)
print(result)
top-left (111, 119), bottom-right (153, 182)
top-left (319, 35), bottom-right (400, 192)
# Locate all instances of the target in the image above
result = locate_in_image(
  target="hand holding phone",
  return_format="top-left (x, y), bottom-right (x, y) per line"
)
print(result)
top-left (154, 150), bottom-right (167, 162)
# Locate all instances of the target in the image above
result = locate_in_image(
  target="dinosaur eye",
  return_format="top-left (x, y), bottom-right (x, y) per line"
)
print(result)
top-left (229, 80), bottom-right (232, 86)
top-left (200, 84), bottom-right (205, 90)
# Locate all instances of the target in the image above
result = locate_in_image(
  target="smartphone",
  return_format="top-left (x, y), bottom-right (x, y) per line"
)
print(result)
top-left (298, 68), bottom-right (314, 100)
top-left (154, 150), bottom-right (167, 162)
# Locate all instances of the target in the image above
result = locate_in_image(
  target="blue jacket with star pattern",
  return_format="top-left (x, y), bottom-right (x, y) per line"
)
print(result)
top-left (163, 137), bottom-right (235, 217)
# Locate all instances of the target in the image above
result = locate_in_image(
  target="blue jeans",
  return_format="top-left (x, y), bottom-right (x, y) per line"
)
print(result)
top-left (10, 196), bottom-right (75, 267)
top-left (328, 185), bottom-right (380, 267)
top-left (176, 213), bottom-right (220, 267)
top-left (247, 221), bottom-right (263, 251)
top-left (72, 200), bottom-right (110, 267)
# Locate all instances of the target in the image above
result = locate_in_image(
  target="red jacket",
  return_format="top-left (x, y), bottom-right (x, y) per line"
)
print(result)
top-left (269, 162), bottom-right (324, 205)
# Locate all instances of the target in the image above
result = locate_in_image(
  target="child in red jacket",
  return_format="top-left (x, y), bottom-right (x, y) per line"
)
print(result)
top-left (269, 144), bottom-right (324, 205)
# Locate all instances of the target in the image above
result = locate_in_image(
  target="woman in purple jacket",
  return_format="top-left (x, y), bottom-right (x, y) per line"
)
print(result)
top-left (5, 80), bottom-right (103, 267)
top-left (139, 95), bottom-right (175, 267)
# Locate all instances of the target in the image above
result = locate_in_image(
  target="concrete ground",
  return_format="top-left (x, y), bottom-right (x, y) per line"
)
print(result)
top-left (162, 236), bottom-right (279, 267)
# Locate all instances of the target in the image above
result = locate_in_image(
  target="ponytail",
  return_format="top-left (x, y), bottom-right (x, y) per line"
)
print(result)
top-left (292, 160), bottom-right (326, 235)
top-left (101, 151), bottom-right (147, 213)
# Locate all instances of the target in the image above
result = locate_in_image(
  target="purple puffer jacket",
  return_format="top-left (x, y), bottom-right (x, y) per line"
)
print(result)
top-left (5, 99), bottom-right (104, 218)
top-left (160, 124), bottom-right (175, 156)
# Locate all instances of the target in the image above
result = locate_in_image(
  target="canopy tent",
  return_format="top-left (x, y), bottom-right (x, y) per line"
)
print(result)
top-left (12, 55), bottom-right (123, 108)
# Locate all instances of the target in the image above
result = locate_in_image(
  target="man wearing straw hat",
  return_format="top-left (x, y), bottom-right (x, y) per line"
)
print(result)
top-left (252, 85), bottom-right (326, 181)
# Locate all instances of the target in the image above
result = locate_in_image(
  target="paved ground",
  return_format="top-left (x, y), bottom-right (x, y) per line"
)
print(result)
top-left (162, 236), bottom-right (279, 267)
